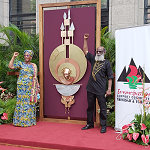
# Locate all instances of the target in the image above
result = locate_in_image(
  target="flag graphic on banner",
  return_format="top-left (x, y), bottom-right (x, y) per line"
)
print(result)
top-left (117, 58), bottom-right (150, 89)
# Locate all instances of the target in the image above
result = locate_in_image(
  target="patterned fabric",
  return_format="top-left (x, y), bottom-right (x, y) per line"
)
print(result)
top-left (14, 61), bottom-right (34, 85)
top-left (24, 50), bottom-right (34, 57)
top-left (13, 61), bottom-right (37, 127)
top-left (30, 63), bottom-right (38, 103)
top-left (92, 61), bottom-right (105, 81)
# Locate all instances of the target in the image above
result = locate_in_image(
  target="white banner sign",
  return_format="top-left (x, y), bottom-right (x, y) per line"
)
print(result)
top-left (115, 25), bottom-right (150, 131)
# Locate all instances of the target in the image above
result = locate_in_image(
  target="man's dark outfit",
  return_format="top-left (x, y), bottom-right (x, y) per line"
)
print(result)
top-left (85, 52), bottom-right (113, 127)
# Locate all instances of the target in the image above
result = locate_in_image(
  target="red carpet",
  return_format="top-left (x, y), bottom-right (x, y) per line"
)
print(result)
top-left (0, 121), bottom-right (146, 150)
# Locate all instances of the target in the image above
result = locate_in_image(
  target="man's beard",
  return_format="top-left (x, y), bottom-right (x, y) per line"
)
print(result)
top-left (95, 54), bottom-right (104, 61)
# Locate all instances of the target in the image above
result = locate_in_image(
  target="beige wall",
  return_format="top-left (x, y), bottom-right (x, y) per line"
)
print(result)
top-left (109, 0), bottom-right (144, 34)
top-left (0, 0), bottom-right (9, 44)
top-left (0, 0), bottom-right (9, 27)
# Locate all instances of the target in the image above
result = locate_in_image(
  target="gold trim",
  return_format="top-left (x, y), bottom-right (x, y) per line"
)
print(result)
top-left (92, 61), bottom-right (104, 81)
top-left (96, 0), bottom-right (101, 126)
top-left (41, 0), bottom-right (97, 8)
top-left (42, 118), bottom-right (86, 125)
top-left (39, 4), bottom-right (44, 121)
top-left (39, 0), bottom-right (101, 125)
top-left (0, 143), bottom-right (59, 150)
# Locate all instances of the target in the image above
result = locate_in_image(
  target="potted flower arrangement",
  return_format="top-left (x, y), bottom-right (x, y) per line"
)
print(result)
top-left (122, 76), bottom-right (150, 145)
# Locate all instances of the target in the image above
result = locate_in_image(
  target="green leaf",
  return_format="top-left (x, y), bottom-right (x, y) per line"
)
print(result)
top-left (128, 127), bottom-right (134, 134)
top-left (145, 129), bottom-right (149, 135)
top-left (122, 133), bottom-right (127, 139)
top-left (0, 108), bottom-right (4, 114)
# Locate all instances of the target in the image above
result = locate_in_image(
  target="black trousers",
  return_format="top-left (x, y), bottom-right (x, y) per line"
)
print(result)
top-left (87, 91), bottom-right (107, 127)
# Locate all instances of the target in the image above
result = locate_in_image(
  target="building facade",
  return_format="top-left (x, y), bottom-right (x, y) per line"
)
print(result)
top-left (0, 0), bottom-right (9, 42)
top-left (0, 0), bottom-right (149, 35)
top-left (0, 0), bottom-right (9, 27)
top-left (109, 0), bottom-right (144, 34)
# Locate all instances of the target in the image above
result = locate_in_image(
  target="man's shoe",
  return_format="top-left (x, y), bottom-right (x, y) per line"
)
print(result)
top-left (100, 126), bottom-right (106, 133)
top-left (81, 124), bottom-right (94, 130)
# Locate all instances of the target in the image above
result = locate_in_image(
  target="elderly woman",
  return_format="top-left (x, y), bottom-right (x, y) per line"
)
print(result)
top-left (8, 50), bottom-right (39, 127)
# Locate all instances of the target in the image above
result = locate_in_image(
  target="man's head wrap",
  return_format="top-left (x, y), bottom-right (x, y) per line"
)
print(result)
top-left (24, 50), bottom-right (34, 57)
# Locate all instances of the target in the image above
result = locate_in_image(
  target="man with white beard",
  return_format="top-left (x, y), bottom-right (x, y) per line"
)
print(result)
top-left (81, 34), bottom-right (113, 133)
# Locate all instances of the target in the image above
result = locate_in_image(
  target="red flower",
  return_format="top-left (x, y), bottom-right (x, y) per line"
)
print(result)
top-left (141, 135), bottom-right (149, 144)
top-left (133, 133), bottom-right (139, 141)
top-left (144, 93), bottom-right (148, 98)
top-left (140, 123), bottom-right (147, 130)
top-left (0, 81), bottom-right (3, 84)
top-left (127, 133), bottom-right (132, 141)
top-left (0, 85), bottom-right (6, 92)
top-left (122, 123), bottom-right (134, 134)
top-left (1, 113), bottom-right (8, 120)
top-left (122, 125), bottom-right (129, 133)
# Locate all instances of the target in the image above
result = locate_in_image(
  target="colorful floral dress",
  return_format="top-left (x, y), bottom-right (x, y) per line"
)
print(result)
top-left (13, 61), bottom-right (37, 127)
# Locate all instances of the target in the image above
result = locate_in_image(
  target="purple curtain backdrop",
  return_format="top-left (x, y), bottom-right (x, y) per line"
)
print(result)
top-left (44, 7), bottom-right (95, 120)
